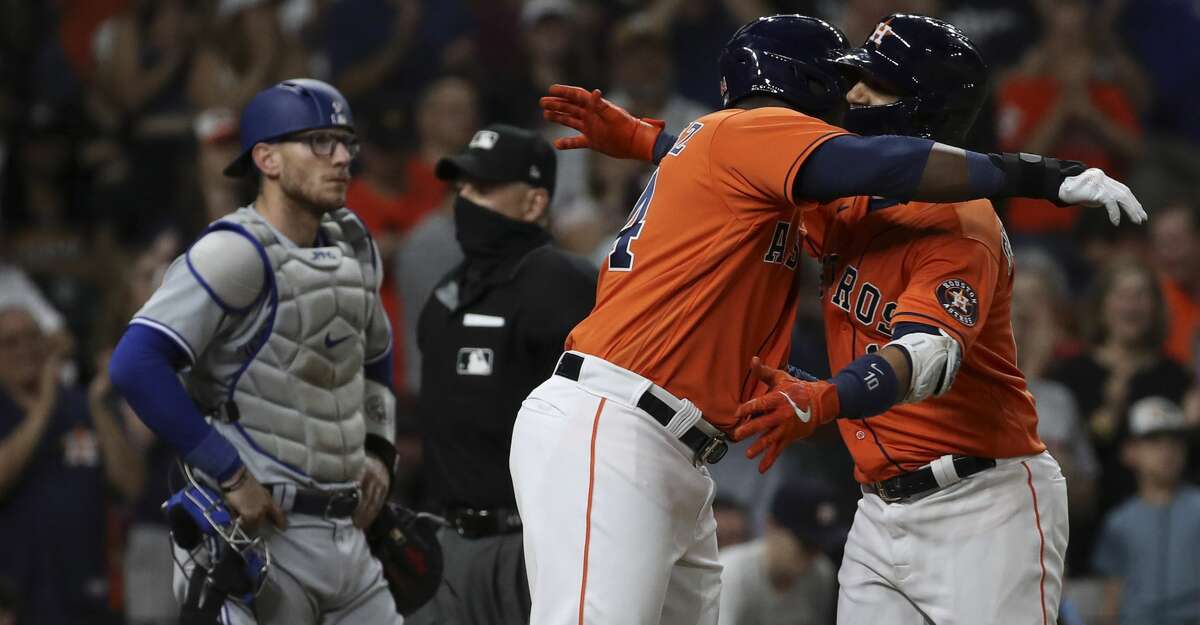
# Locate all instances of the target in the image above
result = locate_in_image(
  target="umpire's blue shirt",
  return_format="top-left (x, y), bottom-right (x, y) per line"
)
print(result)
top-left (1093, 485), bottom-right (1200, 625)
top-left (0, 387), bottom-right (110, 625)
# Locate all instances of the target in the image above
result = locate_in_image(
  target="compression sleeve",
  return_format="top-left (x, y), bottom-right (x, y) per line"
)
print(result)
top-left (109, 323), bottom-right (243, 481)
top-left (794, 135), bottom-right (935, 202)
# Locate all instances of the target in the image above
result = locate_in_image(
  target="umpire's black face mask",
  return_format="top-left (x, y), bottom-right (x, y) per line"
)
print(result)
top-left (453, 195), bottom-right (548, 260)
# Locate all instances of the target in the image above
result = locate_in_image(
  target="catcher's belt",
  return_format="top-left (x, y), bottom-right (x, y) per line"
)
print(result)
top-left (264, 483), bottom-right (360, 519)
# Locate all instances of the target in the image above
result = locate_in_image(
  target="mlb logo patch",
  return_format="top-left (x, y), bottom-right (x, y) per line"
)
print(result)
top-left (457, 347), bottom-right (495, 375)
top-left (469, 130), bottom-right (500, 150)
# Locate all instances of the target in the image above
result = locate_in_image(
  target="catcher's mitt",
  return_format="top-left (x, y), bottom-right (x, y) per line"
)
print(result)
top-left (366, 503), bottom-right (445, 616)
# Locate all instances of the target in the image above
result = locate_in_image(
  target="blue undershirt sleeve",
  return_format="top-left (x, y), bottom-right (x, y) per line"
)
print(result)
top-left (795, 135), bottom-right (935, 202)
top-left (109, 324), bottom-right (243, 481)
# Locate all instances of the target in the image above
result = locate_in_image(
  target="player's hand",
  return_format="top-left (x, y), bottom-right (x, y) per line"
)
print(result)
top-left (1058, 167), bottom-right (1147, 226)
top-left (732, 357), bottom-right (840, 473)
top-left (353, 454), bottom-right (391, 529)
top-left (223, 468), bottom-right (287, 532)
top-left (539, 84), bottom-right (665, 161)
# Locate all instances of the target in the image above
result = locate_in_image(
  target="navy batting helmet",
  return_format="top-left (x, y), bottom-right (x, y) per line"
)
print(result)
top-left (835, 14), bottom-right (987, 143)
top-left (223, 78), bottom-right (355, 177)
top-left (718, 15), bottom-right (852, 121)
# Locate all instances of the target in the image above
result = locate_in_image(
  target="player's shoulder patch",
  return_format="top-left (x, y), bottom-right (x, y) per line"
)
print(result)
top-left (935, 278), bottom-right (979, 327)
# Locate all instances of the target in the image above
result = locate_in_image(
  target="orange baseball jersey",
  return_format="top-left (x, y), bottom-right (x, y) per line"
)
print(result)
top-left (566, 107), bottom-right (847, 428)
top-left (802, 196), bottom-right (1045, 484)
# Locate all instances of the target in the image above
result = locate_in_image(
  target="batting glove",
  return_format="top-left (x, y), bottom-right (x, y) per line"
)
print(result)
top-left (733, 357), bottom-right (840, 473)
top-left (539, 84), bottom-right (665, 161)
top-left (1059, 167), bottom-right (1147, 226)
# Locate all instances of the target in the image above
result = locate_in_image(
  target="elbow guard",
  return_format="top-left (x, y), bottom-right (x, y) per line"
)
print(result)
top-left (886, 328), bottom-right (962, 403)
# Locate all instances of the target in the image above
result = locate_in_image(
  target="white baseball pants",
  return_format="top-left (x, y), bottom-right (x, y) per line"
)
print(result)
top-left (510, 353), bottom-right (722, 625)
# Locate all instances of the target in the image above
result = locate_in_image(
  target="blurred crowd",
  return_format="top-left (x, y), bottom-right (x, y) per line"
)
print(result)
top-left (2, 0), bottom-right (1200, 624)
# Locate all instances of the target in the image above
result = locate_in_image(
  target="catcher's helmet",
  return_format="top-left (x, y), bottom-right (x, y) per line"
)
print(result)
top-left (718, 15), bottom-right (852, 121)
top-left (224, 78), bottom-right (355, 177)
top-left (835, 14), bottom-right (987, 143)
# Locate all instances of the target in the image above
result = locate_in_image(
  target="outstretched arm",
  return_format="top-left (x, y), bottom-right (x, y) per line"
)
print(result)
top-left (542, 84), bottom-right (1146, 226)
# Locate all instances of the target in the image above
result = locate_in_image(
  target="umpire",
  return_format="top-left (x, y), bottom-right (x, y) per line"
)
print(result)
top-left (411, 124), bottom-right (597, 625)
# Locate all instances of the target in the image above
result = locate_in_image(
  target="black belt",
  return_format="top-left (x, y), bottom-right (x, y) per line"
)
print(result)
top-left (867, 456), bottom-right (997, 503)
top-left (554, 352), bottom-right (727, 465)
top-left (446, 506), bottom-right (522, 539)
top-left (272, 485), bottom-right (360, 519)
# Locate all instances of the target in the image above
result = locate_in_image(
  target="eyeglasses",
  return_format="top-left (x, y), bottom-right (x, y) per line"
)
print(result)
top-left (281, 131), bottom-right (360, 159)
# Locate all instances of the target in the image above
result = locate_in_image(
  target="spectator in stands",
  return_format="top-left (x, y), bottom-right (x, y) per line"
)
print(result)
top-left (713, 496), bottom-right (751, 550)
top-left (545, 13), bottom-right (710, 256)
top-left (188, 0), bottom-right (308, 112)
top-left (1093, 396), bottom-right (1200, 625)
top-left (1150, 202), bottom-right (1200, 369)
top-left (718, 477), bottom-right (843, 625)
top-left (643, 0), bottom-right (768, 109)
top-left (1051, 260), bottom-right (1193, 522)
top-left (102, 231), bottom-right (181, 625)
top-left (996, 0), bottom-right (1145, 243)
top-left (393, 76), bottom-right (478, 395)
top-left (327, 0), bottom-right (475, 109)
top-left (193, 107), bottom-right (251, 224)
top-left (346, 102), bottom-right (429, 390)
top-left (1012, 248), bottom-right (1100, 573)
top-left (0, 305), bottom-right (144, 625)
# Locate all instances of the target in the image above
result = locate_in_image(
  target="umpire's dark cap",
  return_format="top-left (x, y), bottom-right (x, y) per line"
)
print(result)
top-left (770, 477), bottom-right (850, 554)
top-left (435, 124), bottom-right (557, 196)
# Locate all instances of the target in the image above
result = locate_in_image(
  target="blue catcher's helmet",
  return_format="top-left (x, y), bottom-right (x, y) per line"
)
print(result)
top-left (223, 78), bottom-right (355, 177)
top-left (718, 15), bottom-right (853, 122)
top-left (835, 14), bottom-right (987, 143)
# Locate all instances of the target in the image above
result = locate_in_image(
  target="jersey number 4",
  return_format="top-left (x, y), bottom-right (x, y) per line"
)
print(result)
top-left (608, 169), bottom-right (658, 271)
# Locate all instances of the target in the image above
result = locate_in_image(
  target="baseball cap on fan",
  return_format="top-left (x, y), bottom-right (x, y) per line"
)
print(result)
top-left (1128, 396), bottom-right (1190, 438)
top-left (435, 124), bottom-right (557, 196)
top-left (769, 477), bottom-right (849, 555)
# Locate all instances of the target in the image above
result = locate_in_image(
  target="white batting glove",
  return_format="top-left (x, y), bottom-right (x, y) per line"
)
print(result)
top-left (1058, 168), bottom-right (1147, 226)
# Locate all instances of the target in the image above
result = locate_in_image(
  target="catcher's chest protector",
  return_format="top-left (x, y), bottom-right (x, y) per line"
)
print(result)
top-left (192, 207), bottom-right (378, 484)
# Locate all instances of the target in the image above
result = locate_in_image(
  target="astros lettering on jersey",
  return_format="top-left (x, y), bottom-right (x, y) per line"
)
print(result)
top-left (802, 196), bottom-right (1046, 483)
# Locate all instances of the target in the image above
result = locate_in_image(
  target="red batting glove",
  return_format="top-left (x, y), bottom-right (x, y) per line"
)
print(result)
top-left (539, 84), bottom-right (666, 161)
top-left (732, 357), bottom-right (841, 473)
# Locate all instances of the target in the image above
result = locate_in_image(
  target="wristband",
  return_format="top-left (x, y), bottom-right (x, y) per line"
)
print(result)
top-left (830, 354), bottom-right (900, 419)
top-left (986, 152), bottom-right (1087, 206)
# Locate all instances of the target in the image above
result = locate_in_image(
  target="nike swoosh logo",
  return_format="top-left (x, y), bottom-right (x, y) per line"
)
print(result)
top-left (324, 333), bottom-right (351, 349)
top-left (778, 391), bottom-right (811, 423)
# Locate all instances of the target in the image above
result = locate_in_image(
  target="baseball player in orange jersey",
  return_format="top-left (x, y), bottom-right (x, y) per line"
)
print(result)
top-left (516, 14), bottom-right (1143, 625)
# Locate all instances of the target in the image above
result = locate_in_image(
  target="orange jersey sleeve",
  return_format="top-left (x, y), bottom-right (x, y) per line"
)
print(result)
top-left (710, 107), bottom-right (848, 211)
top-left (819, 199), bottom-right (1044, 483)
top-left (566, 108), bottom-right (847, 428)
top-left (891, 236), bottom-right (1001, 352)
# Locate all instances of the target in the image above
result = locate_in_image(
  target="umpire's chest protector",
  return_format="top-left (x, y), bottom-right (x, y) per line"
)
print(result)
top-left (190, 207), bottom-right (380, 484)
